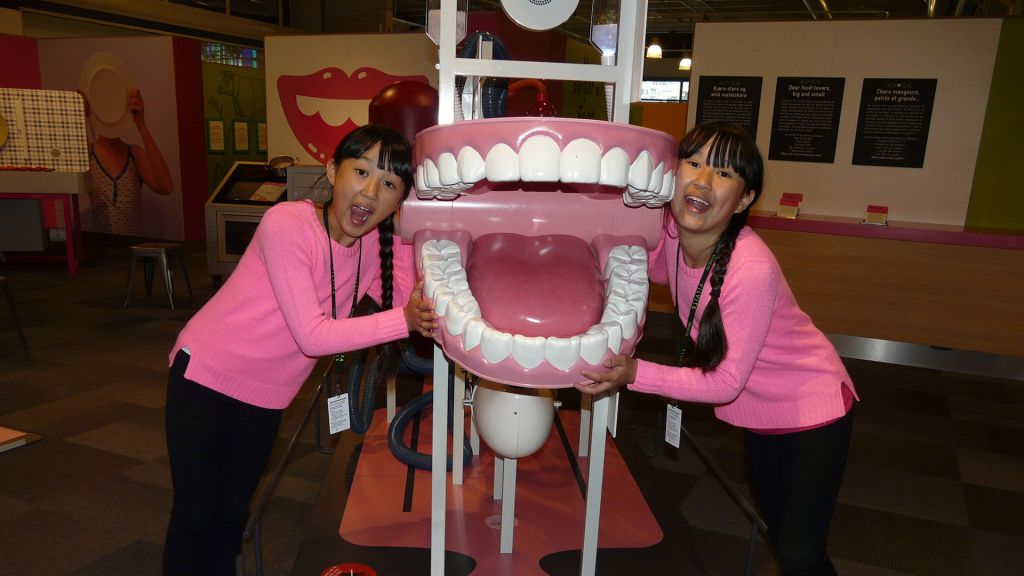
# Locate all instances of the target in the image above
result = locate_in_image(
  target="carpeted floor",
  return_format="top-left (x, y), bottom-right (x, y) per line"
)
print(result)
top-left (0, 233), bottom-right (1022, 575)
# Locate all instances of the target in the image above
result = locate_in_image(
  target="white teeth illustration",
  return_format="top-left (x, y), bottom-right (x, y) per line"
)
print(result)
top-left (648, 163), bottom-right (664, 195)
top-left (601, 301), bottom-right (637, 341)
top-left (420, 237), bottom-right (650, 370)
top-left (560, 139), bottom-right (601, 183)
top-left (438, 152), bottom-right (460, 187)
top-left (580, 328), bottom-right (609, 364)
top-left (485, 143), bottom-right (520, 182)
top-left (599, 321), bottom-right (624, 353)
top-left (415, 165), bottom-right (429, 196)
top-left (511, 335), bottom-right (546, 369)
top-left (416, 144), bottom-right (671, 210)
top-left (658, 171), bottom-right (675, 203)
top-left (628, 151), bottom-right (653, 192)
top-left (445, 292), bottom-right (480, 336)
top-left (600, 147), bottom-right (629, 187)
top-left (433, 287), bottom-right (454, 316)
top-left (545, 336), bottom-right (581, 370)
top-left (481, 327), bottom-right (513, 363)
top-left (457, 146), bottom-right (486, 184)
top-left (425, 158), bottom-right (441, 189)
top-left (519, 135), bottom-right (560, 182)
top-left (463, 317), bottom-right (486, 351)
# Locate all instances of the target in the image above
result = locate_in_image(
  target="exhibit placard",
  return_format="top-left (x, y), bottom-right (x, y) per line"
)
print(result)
top-left (768, 77), bottom-right (845, 163)
top-left (694, 75), bottom-right (762, 136)
top-left (852, 78), bottom-right (937, 168)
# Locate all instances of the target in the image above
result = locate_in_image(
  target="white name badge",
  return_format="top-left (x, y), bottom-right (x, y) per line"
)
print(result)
top-left (665, 403), bottom-right (682, 448)
top-left (327, 393), bottom-right (351, 435)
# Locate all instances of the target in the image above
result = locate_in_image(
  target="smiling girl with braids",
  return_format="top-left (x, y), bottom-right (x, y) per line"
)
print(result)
top-left (163, 124), bottom-right (436, 576)
top-left (578, 121), bottom-right (856, 576)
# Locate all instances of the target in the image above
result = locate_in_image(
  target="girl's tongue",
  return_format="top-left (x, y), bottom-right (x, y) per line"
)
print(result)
top-left (686, 196), bottom-right (711, 213)
top-left (350, 205), bottom-right (371, 224)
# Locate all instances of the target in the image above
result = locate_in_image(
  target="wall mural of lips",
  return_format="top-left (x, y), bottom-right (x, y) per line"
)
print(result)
top-left (277, 66), bottom-right (429, 164)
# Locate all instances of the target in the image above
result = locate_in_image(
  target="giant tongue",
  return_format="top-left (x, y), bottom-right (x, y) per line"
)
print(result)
top-left (468, 233), bottom-right (603, 338)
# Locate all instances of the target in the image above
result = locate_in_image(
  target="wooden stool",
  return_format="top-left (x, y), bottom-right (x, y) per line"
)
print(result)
top-left (124, 243), bottom-right (193, 310)
top-left (0, 276), bottom-right (30, 355)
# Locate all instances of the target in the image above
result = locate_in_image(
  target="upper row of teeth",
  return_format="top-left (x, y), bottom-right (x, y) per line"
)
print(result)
top-left (414, 136), bottom-right (675, 208)
top-left (420, 239), bottom-right (649, 371)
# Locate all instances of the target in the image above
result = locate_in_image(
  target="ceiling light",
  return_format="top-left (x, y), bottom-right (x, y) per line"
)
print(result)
top-left (646, 38), bottom-right (662, 59)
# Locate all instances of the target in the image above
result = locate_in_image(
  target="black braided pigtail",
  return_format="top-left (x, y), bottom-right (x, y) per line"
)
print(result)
top-left (692, 214), bottom-right (746, 372)
top-left (372, 214), bottom-right (401, 381)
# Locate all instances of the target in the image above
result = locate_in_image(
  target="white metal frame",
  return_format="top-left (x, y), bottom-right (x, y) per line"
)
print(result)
top-left (429, 2), bottom-right (650, 574)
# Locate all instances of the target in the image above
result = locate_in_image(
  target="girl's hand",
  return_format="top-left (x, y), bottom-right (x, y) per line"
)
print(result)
top-left (576, 355), bottom-right (637, 396)
top-left (404, 280), bottom-right (438, 337)
top-left (128, 89), bottom-right (146, 126)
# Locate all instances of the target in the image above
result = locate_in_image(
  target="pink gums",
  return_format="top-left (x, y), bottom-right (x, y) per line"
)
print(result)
top-left (468, 233), bottom-right (603, 338)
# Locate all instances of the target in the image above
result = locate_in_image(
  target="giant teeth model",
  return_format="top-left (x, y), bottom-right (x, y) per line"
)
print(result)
top-left (402, 117), bottom-right (676, 388)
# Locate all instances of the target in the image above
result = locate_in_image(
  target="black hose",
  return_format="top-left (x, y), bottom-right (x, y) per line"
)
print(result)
top-left (455, 31), bottom-right (510, 118)
top-left (387, 364), bottom-right (473, 470)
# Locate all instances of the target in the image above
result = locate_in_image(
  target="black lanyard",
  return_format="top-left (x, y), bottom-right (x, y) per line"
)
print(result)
top-left (674, 239), bottom-right (720, 367)
top-left (323, 204), bottom-right (361, 372)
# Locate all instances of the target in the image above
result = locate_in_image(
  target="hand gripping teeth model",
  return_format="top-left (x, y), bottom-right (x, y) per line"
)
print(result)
top-left (412, 2), bottom-right (665, 575)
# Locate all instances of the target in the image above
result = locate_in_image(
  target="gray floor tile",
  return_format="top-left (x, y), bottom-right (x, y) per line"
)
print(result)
top-left (839, 462), bottom-right (969, 526)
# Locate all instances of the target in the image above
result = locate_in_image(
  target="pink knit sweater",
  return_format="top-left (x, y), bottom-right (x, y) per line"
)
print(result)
top-left (169, 200), bottom-right (413, 409)
top-left (631, 226), bottom-right (856, 429)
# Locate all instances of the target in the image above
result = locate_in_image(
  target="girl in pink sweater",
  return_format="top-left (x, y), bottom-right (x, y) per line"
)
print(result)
top-left (163, 124), bottom-right (436, 575)
top-left (578, 121), bottom-right (856, 575)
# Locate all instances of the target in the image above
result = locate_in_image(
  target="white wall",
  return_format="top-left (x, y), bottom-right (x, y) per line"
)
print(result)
top-left (688, 19), bottom-right (1002, 226)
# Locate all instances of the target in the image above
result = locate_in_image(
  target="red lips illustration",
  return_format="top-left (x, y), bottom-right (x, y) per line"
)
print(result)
top-left (278, 66), bottom-right (429, 164)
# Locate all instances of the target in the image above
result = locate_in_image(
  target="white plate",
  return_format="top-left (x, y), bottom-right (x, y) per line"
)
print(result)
top-left (500, 0), bottom-right (580, 31)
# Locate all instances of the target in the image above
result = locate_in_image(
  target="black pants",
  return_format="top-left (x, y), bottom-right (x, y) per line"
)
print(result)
top-left (163, 351), bottom-right (283, 576)
top-left (744, 410), bottom-right (854, 576)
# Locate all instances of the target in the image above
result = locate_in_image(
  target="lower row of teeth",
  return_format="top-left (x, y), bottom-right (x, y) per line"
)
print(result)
top-left (420, 239), bottom-right (649, 370)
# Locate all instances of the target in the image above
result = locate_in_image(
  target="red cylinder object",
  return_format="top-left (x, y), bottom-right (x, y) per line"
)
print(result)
top-left (368, 81), bottom-right (439, 143)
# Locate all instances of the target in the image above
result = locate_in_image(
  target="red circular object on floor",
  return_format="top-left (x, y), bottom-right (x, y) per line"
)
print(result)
top-left (321, 563), bottom-right (377, 576)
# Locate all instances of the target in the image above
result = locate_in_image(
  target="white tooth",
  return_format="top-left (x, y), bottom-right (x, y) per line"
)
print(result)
top-left (519, 135), bottom-right (560, 182)
top-left (457, 146), bottom-right (486, 184)
top-left (480, 328), bottom-right (513, 363)
top-left (599, 321), bottom-right (624, 353)
top-left (648, 162), bottom-right (664, 194)
top-left (421, 253), bottom-right (445, 269)
top-left (440, 258), bottom-right (463, 274)
top-left (560, 139), bottom-right (601, 183)
top-left (511, 335), bottom-right (546, 369)
top-left (438, 152), bottom-right (460, 187)
top-left (657, 171), bottom-right (675, 204)
top-left (421, 239), bottom-right (441, 255)
top-left (424, 270), bottom-right (446, 299)
top-left (629, 246), bottom-right (646, 261)
top-left (445, 298), bottom-right (479, 336)
top-left (485, 143), bottom-right (520, 182)
top-left (600, 147), bottom-right (629, 187)
top-left (446, 275), bottom-right (470, 294)
top-left (425, 158), bottom-right (442, 189)
top-left (601, 302), bottom-right (637, 341)
top-left (433, 287), bottom-right (454, 316)
top-left (628, 151), bottom-right (653, 193)
top-left (437, 240), bottom-right (461, 257)
top-left (463, 317), bottom-right (486, 351)
top-left (415, 165), bottom-right (430, 196)
top-left (545, 336), bottom-right (581, 370)
top-left (580, 328), bottom-right (609, 364)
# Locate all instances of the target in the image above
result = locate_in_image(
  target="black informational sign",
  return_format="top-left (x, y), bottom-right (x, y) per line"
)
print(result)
top-left (852, 78), bottom-right (937, 168)
top-left (694, 76), bottom-right (763, 137)
top-left (768, 77), bottom-right (845, 163)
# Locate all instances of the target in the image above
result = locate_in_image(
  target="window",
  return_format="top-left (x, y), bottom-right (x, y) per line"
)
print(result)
top-left (641, 79), bottom-right (689, 102)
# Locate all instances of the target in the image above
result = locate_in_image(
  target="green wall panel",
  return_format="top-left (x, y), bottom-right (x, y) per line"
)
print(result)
top-left (967, 18), bottom-right (1024, 231)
